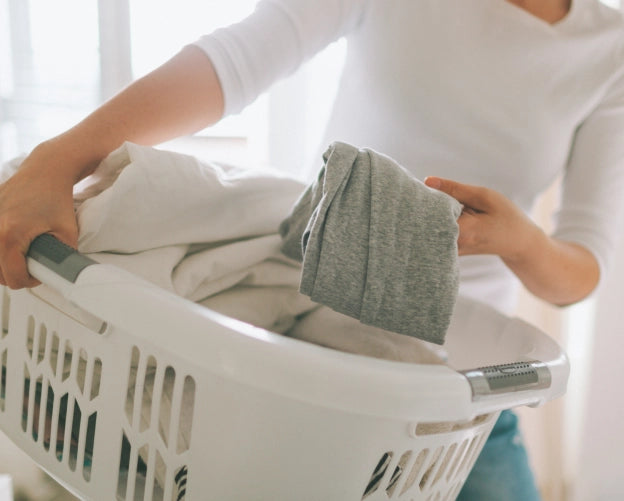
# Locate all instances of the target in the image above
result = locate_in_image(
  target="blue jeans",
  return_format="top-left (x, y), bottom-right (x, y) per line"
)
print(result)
top-left (457, 410), bottom-right (541, 501)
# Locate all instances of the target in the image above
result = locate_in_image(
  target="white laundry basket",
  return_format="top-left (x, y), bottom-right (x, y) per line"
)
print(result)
top-left (0, 235), bottom-right (569, 501)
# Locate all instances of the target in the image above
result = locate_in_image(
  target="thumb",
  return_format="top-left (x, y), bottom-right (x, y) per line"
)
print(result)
top-left (424, 176), bottom-right (488, 210)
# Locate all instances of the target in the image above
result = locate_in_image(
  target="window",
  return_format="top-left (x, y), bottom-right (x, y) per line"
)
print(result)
top-left (127, 0), bottom-right (270, 166)
top-left (0, 0), bottom-right (101, 159)
top-left (0, 0), bottom-right (346, 175)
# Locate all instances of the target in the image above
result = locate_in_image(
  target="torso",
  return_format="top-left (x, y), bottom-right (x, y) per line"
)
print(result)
top-left (318, 0), bottom-right (624, 311)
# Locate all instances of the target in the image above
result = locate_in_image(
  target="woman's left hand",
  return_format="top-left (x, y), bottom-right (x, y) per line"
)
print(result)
top-left (424, 176), bottom-right (600, 305)
top-left (424, 176), bottom-right (540, 264)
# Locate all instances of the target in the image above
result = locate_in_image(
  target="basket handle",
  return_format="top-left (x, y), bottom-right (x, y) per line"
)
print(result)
top-left (459, 360), bottom-right (551, 401)
top-left (27, 234), bottom-right (97, 285)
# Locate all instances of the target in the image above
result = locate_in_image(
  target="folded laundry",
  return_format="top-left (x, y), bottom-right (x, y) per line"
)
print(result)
top-left (3, 143), bottom-right (316, 334)
top-left (280, 142), bottom-right (463, 344)
top-left (80, 143), bottom-right (321, 330)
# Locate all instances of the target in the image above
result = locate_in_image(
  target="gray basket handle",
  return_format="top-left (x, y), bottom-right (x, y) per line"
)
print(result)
top-left (459, 360), bottom-right (552, 401)
top-left (27, 234), bottom-right (97, 283)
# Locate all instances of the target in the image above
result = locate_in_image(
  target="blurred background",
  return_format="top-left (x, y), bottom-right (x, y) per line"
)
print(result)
top-left (1, 1), bottom-right (623, 500)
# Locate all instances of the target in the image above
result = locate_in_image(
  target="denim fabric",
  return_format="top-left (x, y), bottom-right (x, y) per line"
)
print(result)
top-left (457, 410), bottom-right (541, 501)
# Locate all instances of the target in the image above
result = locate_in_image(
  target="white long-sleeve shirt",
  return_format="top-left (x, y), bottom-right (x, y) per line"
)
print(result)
top-left (194, 0), bottom-right (624, 313)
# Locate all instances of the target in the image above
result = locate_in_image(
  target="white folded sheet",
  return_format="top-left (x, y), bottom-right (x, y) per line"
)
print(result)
top-left (73, 142), bottom-right (317, 333)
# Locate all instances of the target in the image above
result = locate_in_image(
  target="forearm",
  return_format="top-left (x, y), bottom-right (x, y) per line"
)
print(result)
top-left (503, 227), bottom-right (600, 306)
top-left (38, 44), bottom-right (224, 183)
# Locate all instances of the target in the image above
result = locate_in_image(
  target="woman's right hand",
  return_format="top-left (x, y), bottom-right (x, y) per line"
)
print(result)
top-left (0, 142), bottom-right (80, 289)
top-left (0, 46), bottom-right (227, 290)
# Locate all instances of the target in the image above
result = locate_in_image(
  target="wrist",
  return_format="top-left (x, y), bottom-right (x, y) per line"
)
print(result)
top-left (501, 221), bottom-right (547, 269)
top-left (33, 133), bottom-right (105, 184)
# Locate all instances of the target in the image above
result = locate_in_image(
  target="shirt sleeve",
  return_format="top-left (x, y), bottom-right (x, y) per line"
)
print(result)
top-left (192, 0), bottom-right (366, 116)
top-left (552, 69), bottom-right (624, 283)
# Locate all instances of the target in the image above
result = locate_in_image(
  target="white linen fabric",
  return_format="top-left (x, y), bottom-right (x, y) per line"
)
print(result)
top-left (194, 0), bottom-right (624, 313)
top-left (72, 142), bottom-right (315, 334)
top-left (70, 142), bottom-right (450, 360)
top-left (2, 144), bottom-right (452, 358)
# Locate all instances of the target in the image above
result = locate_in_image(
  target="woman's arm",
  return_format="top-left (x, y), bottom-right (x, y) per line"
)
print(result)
top-left (41, 45), bottom-right (224, 183)
top-left (0, 45), bottom-right (224, 289)
top-left (425, 176), bottom-right (600, 306)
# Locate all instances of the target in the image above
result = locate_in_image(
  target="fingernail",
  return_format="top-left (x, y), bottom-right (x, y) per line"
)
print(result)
top-left (425, 177), bottom-right (441, 189)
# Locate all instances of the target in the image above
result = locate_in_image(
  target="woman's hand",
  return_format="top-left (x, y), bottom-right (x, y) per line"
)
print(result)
top-left (423, 176), bottom-right (541, 262)
top-left (424, 176), bottom-right (600, 305)
top-left (0, 46), bottom-right (226, 290)
top-left (0, 142), bottom-right (80, 289)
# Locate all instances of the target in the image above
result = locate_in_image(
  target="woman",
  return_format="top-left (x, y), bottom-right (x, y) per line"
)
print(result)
top-left (2, 0), bottom-right (624, 498)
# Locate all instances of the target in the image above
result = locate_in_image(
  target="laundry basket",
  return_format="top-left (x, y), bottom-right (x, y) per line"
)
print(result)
top-left (0, 235), bottom-right (569, 501)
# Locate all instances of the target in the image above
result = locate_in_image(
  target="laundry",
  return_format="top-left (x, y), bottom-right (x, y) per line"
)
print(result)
top-left (3, 144), bottom-right (460, 490)
top-left (280, 141), bottom-right (463, 345)
top-left (2, 143), bottom-right (463, 353)
top-left (286, 306), bottom-right (447, 364)
top-left (70, 142), bottom-right (318, 333)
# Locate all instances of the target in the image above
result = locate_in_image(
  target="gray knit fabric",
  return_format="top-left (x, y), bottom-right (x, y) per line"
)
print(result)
top-left (279, 142), bottom-right (462, 344)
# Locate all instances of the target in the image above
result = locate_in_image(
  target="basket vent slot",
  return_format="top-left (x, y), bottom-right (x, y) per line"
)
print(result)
top-left (141, 356), bottom-right (157, 433)
top-left (175, 465), bottom-right (188, 500)
top-left (385, 451), bottom-right (412, 497)
top-left (0, 351), bottom-right (7, 412)
top-left (419, 446), bottom-right (444, 491)
top-left (362, 429), bottom-right (493, 500)
top-left (154, 452), bottom-right (166, 501)
top-left (61, 341), bottom-right (73, 382)
top-left (77, 350), bottom-right (88, 394)
top-left (414, 414), bottom-right (491, 436)
top-left (125, 347), bottom-right (141, 425)
top-left (117, 433), bottom-right (132, 499)
top-left (31, 375), bottom-right (44, 442)
top-left (135, 444), bottom-right (149, 500)
top-left (21, 364), bottom-right (30, 432)
top-left (159, 366), bottom-right (176, 447)
top-left (90, 358), bottom-right (102, 400)
top-left (49, 334), bottom-right (59, 376)
top-left (19, 320), bottom-right (102, 483)
top-left (37, 324), bottom-right (47, 364)
top-left (43, 383), bottom-right (54, 452)
top-left (446, 439), bottom-right (469, 482)
top-left (26, 316), bottom-right (35, 358)
top-left (119, 346), bottom-right (194, 500)
top-left (56, 393), bottom-right (69, 461)
top-left (177, 376), bottom-right (195, 454)
top-left (457, 435), bottom-right (482, 476)
top-left (68, 401), bottom-right (82, 471)
top-left (400, 449), bottom-right (429, 496)
top-left (83, 411), bottom-right (97, 481)
top-left (362, 451), bottom-right (393, 498)
top-left (0, 288), bottom-right (8, 413)
top-left (432, 443), bottom-right (457, 488)
top-left (1, 287), bottom-right (10, 337)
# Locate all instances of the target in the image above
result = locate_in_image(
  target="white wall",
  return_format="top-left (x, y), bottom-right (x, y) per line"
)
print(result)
top-left (569, 235), bottom-right (624, 501)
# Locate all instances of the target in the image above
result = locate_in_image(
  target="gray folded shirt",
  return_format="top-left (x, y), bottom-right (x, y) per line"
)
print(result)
top-left (279, 142), bottom-right (462, 344)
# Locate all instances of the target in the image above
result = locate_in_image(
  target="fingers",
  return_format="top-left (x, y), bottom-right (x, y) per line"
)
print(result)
top-left (0, 239), bottom-right (41, 289)
top-left (0, 143), bottom-right (82, 290)
top-left (424, 176), bottom-right (491, 211)
top-left (0, 227), bottom-right (77, 289)
top-left (454, 210), bottom-right (484, 255)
